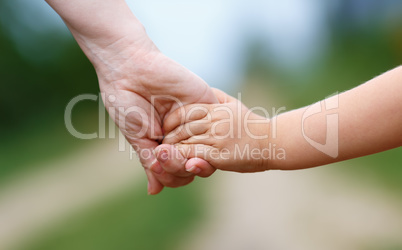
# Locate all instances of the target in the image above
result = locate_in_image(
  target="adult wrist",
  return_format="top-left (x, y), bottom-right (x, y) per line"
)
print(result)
top-left (48, 0), bottom-right (156, 75)
top-left (70, 23), bottom-right (158, 71)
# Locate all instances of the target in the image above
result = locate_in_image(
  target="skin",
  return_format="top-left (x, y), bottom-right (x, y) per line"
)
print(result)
top-left (45, 0), bottom-right (216, 194)
top-left (161, 88), bottom-right (269, 173)
top-left (44, 1), bottom-right (401, 191)
top-left (162, 66), bottom-right (402, 173)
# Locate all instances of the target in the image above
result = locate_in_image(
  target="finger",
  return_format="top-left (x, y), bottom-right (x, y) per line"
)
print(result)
top-left (149, 159), bottom-right (196, 187)
top-left (130, 135), bottom-right (196, 191)
top-left (144, 166), bottom-right (165, 195)
top-left (163, 120), bottom-right (209, 145)
top-left (154, 144), bottom-right (192, 177)
top-left (141, 156), bottom-right (165, 195)
top-left (131, 139), bottom-right (165, 195)
top-left (175, 144), bottom-right (216, 164)
top-left (163, 104), bottom-right (211, 134)
top-left (185, 157), bottom-right (216, 178)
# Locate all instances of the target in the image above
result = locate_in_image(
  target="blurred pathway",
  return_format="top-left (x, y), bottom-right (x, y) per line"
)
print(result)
top-left (180, 166), bottom-right (402, 250)
top-left (180, 83), bottom-right (402, 250)
top-left (0, 139), bottom-right (143, 250)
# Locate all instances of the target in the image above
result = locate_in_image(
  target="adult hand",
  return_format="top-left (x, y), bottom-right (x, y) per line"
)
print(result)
top-left (98, 47), bottom-right (218, 194)
top-left (46, 0), bottom-right (217, 194)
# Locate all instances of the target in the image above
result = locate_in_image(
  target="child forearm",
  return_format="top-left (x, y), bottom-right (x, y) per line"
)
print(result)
top-left (269, 66), bottom-right (402, 170)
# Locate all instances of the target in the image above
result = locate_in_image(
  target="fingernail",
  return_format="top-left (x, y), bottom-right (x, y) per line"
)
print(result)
top-left (186, 165), bottom-right (201, 174)
top-left (157, 149), bottom-right (169, 163)
top-left (150, 159), bottom-right (163, 174)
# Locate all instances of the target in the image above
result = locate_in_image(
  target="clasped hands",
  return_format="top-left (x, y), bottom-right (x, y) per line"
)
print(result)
top-left (97, 44), bottom-right (270, 195)
top-left (43, 0), bottom-right (271, 195)
top-left (46, 0), bottom-right (402, 196)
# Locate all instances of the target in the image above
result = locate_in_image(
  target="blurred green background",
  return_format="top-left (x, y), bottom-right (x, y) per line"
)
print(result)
top-left (0, 0), bottom-right (401, 250)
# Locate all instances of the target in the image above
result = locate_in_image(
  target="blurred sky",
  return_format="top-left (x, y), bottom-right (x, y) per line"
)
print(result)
top-left (5, 0), bottom-right (401, 90)
top-left (127, 0), bottom-right (328, 90)
top-left (7, 0), bottom-right (328, 91)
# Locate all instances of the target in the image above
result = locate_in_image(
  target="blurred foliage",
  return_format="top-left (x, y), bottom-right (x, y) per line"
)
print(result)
top-left (243, 0), bottom-right (402, 191)
top-left (0, 3), bottom-right (204, 250)
top-left (0, 0), bottom-right (100, 181)
top-left (0, 0), bottom-right (401, 249)
top-left (16, 183), bottom-right (204, 250)
top-left (245, 2), bottom-right (402, 108)
top-left (0, 22), bottom-right (98, 134)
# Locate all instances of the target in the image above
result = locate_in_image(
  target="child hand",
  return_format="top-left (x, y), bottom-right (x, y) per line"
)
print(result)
top-left (162, 88), bottom-right (271, 173)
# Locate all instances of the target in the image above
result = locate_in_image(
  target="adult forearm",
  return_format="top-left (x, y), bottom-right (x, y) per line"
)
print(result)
top-left (45, 0), bottom-right (155, 72)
